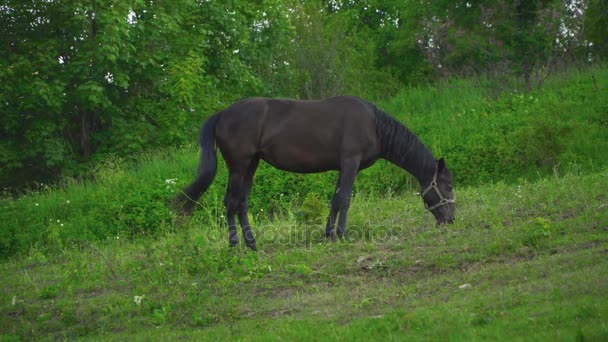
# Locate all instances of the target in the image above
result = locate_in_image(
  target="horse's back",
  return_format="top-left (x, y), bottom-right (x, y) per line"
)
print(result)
top-left (215, 96), bottom-right (381, 172)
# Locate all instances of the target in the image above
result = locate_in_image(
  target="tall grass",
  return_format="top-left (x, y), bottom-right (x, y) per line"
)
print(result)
top-left (380, 65), bottom-right (608, 184)
top-left (1, 66), bottom-right (606, 259)
top-left (1, 170), bottom-right (607, 339)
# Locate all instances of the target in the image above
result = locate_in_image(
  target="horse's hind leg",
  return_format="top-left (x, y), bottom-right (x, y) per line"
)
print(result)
top-left (224, 171), bottom-right (243, 247)
top-left (237, 158), bottom-right (260, 250)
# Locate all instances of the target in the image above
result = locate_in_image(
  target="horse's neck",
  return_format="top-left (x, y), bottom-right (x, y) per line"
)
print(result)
top-left (374, 109), bottom-right (436, 185)
top-left (381, 133), bottom-right (436, 186)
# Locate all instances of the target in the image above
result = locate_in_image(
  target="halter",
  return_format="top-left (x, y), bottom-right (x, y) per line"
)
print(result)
top-left (421, 166), bottom-right (455, 211)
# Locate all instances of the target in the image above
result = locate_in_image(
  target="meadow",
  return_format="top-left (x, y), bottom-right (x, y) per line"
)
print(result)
top-left (1, 67), bottom-right (607, 340)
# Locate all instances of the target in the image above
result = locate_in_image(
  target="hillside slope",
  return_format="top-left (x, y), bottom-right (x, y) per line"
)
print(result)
top-left (1, 171), bottom-right (607, 340)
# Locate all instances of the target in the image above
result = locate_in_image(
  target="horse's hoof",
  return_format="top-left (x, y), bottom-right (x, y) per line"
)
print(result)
top-left (229, 241), bottom-right (239, 247)
top-left (247, 244), bottom-right (257, 251)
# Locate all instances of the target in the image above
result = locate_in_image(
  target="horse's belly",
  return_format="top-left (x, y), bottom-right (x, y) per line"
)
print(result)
top-left (260, 144), bottom-right (339, 173)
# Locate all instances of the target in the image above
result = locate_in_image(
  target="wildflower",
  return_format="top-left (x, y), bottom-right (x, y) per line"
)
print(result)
top-left (35, 203), bottom-right (39, 207)
top-left (134, 295), bottom-right (144, 305)
top-left (66, 200), bottom-right (70, 204)
top-left (165, 178), bottom-right (177, 185)
top-left (12, 296), bottom-right (16, 306)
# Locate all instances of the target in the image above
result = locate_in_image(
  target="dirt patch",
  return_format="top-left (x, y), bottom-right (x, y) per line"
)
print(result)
top-left (269, 308), bottom-right (296, 317)
top-left (272, 287), bottom-right (297, 298)
top-left (249, 286), bottom-right (298, 298)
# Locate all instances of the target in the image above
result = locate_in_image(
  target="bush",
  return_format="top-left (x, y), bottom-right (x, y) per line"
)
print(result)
top-left (1, 67), bottom-right (607, 259)
top-left (381, 66), bottom-right (608, 185)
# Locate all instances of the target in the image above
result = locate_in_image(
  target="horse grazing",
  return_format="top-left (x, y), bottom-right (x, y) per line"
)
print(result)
top-left (175, 96), bottom-right (455, 250)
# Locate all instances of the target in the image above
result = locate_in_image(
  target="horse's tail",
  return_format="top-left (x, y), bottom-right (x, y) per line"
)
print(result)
top-left (175, 113), bottom-right (220, 214)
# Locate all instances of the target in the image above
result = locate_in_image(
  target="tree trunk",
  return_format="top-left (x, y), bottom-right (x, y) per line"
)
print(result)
top-left (524, 71), bottom-right (531, 93)
top-left (80, 111), bottom-right (92, 158)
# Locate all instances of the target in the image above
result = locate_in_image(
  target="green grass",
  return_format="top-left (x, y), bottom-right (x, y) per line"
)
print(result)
top-left (2, 66), bottom-right (607, 260)
top-left (1, 170), bottom-right (607, 340)
top-left (380, 66), bottom-right (608, 185)
top-left (1, 66), bottom-right (607, 339)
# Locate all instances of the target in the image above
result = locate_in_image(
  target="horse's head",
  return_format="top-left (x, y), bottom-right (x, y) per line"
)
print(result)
top-left (421, 158), bottom-right (455, 224)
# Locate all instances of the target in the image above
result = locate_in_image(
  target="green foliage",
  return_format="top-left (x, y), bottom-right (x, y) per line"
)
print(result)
top-left (1, 169), bottom-right (607, 339)
top-left (0, 0), bottom-right (287, 188)
top-left (520, 217), bottom-right (554, 249)
top-left (296, 192), bottom-right (326, 226)
top-left (380, 66), bottom-right (608, 185)
top-left (2, 0), bottom-right (603, 190)
top-left (585, 0), bottom-right (608, 58)
top-left (2, 67), bottom-right (607, 259)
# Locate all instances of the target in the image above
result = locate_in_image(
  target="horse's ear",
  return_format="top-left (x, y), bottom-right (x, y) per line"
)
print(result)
top-left (438, 157), bottom-right (445, 171)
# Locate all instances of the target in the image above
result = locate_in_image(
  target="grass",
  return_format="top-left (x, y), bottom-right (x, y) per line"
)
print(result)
top-left (1, 66), bottom-right (607, 339)
top-left (3, 66), bottom-right (608, 260)
top-left (380, 66), bottom-right (608, 184)
top-left (1, 170), bottom-right (607, 340)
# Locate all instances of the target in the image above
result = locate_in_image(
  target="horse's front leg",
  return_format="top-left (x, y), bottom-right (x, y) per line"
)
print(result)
top-left (325, 175), bottom-right (342, 241)
top-left (335, 158), bottom-right (360, 239)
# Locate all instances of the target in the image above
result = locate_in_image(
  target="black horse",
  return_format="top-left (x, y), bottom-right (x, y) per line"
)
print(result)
top-left (176, 96), bottom-right (455, 250)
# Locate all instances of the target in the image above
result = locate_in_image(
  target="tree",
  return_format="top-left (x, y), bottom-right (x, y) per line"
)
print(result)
top-left (0, 0), bottom-right (287, 189)
top-left (584, 0), bottom-right (608, 59)
top-left (398, 0), bottom-right (589, 91)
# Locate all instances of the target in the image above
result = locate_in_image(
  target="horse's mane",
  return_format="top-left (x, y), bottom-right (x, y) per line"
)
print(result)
top-left (373, 106), bottom-right (436, 183)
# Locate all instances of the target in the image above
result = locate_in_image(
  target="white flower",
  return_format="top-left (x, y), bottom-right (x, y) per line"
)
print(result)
top-left (66, 200), bottom-right (70, 204)
top-left (134, 295), bottom-right (144, 305)
top-left (165, 178), bottom-right (177, 185)
top-left (12, 296), bottom-right (16, 306)
top-left (35, 203), bottom-right (39, 206)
